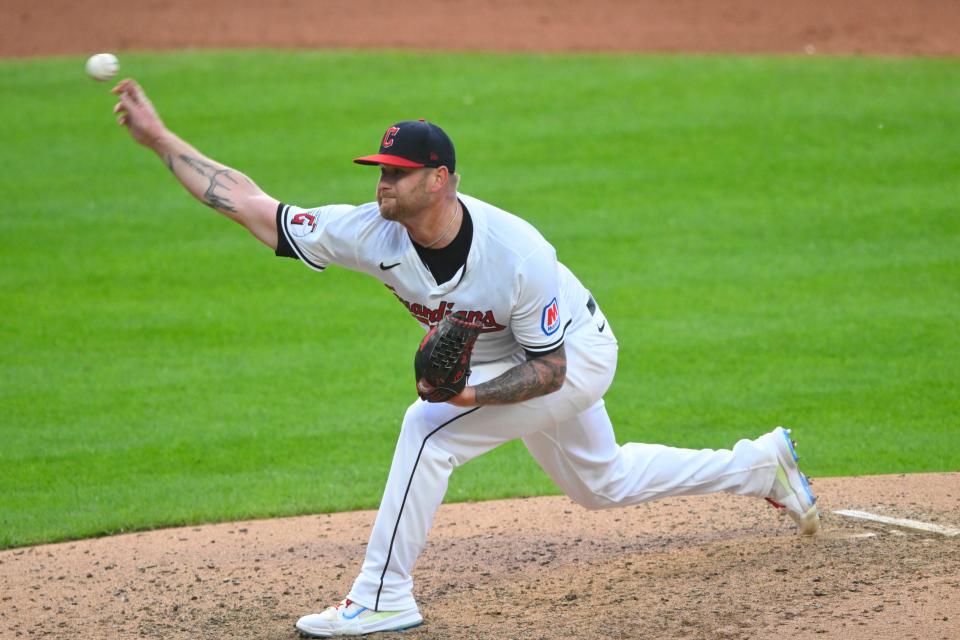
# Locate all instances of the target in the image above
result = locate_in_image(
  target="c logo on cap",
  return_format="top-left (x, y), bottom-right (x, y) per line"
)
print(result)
top-left (382, 126), bottom-right (400, 148)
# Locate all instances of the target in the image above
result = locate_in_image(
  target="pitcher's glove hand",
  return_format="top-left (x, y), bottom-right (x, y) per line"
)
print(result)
top-left (415, 312), bottom-right (482, 402)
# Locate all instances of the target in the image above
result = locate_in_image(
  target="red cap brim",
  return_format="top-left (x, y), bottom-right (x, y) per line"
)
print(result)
top-left (353, 154), bottom-right (426, 168)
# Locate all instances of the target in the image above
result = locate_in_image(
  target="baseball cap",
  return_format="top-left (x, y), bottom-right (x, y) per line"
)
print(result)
top-left (354, 120), bottom-right (456, 174)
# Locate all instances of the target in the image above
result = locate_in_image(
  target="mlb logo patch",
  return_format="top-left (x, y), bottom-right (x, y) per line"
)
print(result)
top-left (541, 298), bottom-right (561, 336)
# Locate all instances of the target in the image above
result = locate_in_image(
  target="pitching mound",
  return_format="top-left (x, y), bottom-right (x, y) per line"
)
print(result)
top-left (2, 473), bottom-right (958, 639)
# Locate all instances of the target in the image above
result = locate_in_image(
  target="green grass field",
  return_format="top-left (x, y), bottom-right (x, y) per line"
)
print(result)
top-left (1, 50), bottom-right (957, 549)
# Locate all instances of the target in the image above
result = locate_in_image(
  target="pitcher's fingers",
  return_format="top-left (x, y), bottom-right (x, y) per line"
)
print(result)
top-left (113, 102), bottom-right (125, 114)
top-left (111, 78), bottom-right (133, 95)
top-left (129, 79), bottom-right (147, 104)
top-left (117, 91), bottom-right (138, 112)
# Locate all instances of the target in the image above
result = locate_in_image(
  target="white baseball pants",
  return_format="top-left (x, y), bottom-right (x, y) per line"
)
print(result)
top-left (347, 314), bottom-right (779, 611)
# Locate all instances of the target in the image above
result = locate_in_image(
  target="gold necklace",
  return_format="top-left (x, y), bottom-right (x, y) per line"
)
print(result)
top-left (421, 201), bottom-right (459, 249)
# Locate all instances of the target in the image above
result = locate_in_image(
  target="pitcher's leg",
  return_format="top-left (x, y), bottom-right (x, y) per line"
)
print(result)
top-left (346, 402), bottom-right (480, 611)
top-left (523, 400), bottom-right (778, 510)
top-left (347, 360), bottom-right (577, 611)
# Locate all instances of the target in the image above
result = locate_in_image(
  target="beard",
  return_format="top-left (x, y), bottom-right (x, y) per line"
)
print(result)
top-left (377, 195), bottom-right (402, 221)
top-left (377, 175), bottom-right (428, 222)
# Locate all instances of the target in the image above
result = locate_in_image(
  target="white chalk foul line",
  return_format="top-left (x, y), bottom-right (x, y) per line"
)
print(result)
top-left (833, 509), bottom-right (960, 537)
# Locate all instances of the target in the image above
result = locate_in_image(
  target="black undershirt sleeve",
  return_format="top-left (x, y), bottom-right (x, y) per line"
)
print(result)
top-left (525, 343), bottom-right (563, 359)
top-left (274, 202), bottom-right (299, 259)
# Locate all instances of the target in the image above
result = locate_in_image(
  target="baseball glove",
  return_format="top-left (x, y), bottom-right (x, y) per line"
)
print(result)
top-left (414, 312), bottom-right (482, 402)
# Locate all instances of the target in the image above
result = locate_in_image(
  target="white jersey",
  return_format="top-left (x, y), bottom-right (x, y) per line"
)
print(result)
top-left (276, 193), bottom-right (594, 363)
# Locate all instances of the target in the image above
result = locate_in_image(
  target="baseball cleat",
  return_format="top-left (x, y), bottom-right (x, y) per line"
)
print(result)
top-left (295, 599), bottom-right (423, 637)
top-left (763, 426), bottom-right (821, 535)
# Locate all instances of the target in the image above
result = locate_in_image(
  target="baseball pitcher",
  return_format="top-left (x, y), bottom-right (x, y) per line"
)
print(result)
top-left (112, 78), bottom-right (819, 638)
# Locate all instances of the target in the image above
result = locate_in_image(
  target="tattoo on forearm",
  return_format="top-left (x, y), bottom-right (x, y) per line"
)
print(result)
top-left (178, 154), bottom-right (239, 213)
top-left (165, 154), bottom-right (174, 173)
top-left (473, 349), bottom-right (566, 405)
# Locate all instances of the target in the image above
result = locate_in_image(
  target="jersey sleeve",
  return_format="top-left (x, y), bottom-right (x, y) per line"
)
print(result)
top-left (511, 245), bottom-right (572, 355)
top-left (275, 202), bottom-right (361, 271)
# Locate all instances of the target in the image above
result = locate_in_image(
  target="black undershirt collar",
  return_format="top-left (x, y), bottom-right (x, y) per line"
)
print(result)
top-left (412, 200), bottom-right (472, 285)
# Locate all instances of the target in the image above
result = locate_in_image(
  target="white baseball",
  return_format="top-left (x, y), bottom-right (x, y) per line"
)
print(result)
top-left (85, 53), bottom-right (119, 82)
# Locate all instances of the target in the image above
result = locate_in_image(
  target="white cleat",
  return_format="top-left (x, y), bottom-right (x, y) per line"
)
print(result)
top-left (295, 599), bottom-right (423, 637)
top-left (763, 426), bottom-right (821, 535)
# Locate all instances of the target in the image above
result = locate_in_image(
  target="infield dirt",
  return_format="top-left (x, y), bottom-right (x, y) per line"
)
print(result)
top-left (2, 474), bottom-right (959, 639)
top-left (2, 0), bottom-right (960, 57)
top-left (2, 2), bottom-right (958, 639)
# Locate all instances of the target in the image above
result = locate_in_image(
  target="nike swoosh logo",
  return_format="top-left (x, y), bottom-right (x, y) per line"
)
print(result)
top-left (598, 321), bottom-right (606, 333)
top-left (343, 606), bottom-right (368, 620)
top-left (379, 262), bottom-right (401, 270)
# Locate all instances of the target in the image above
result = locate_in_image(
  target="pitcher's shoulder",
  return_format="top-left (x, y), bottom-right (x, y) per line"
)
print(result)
top-left (459, 193), bottom-right (553, 256)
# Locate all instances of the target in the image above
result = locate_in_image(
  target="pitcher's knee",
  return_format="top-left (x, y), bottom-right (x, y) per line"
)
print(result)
top-left (566, 488), bottom-right (618, 511)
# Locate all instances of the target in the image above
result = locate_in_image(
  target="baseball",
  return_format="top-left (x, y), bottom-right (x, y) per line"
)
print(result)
top-left (85, 53), bottom-right (119, 82)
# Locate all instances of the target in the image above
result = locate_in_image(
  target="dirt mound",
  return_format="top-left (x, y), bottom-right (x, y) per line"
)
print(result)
top-left (2, 473), bottom-right (958, 639)
top-left (2, 0), bottom-right (960, 58)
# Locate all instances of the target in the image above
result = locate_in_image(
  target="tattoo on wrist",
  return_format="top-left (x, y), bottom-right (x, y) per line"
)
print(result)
top-left (164, 154), bottom-right (174, 173)
top-left (473, 349), bottom-right (566, 405)
top-left (178, 154), bottom-right (239, 213)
